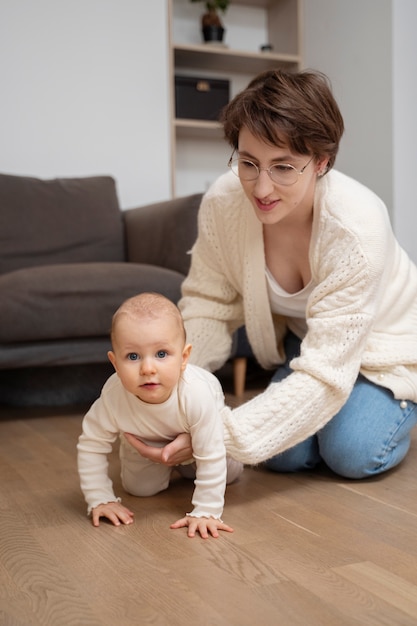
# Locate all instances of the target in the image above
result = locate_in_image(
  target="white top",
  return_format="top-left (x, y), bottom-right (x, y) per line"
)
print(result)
top-left (179, 169), bottom-right (417, 465)
top-left (265, 267), bottom-right (314, 338)
top-left (77, 364), bottom-right (227, 519)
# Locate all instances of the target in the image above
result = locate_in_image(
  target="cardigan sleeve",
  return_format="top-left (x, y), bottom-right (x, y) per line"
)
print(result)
top-left (179, 178), bottom-right (246, 371)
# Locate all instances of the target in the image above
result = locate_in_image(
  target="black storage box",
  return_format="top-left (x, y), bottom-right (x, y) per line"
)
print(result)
top-left (175, 75), bottom-right (230, 121)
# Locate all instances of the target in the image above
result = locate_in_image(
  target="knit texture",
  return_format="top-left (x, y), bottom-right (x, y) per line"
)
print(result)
top-left (180, 170), bottom-right (417, 464)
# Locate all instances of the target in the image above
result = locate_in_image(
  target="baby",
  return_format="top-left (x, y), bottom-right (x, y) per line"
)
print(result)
top-left (77, 292), bottom-right (243, 538)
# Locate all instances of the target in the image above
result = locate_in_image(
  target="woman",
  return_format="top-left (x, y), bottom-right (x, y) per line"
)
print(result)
top-left (131, 69), bottom-right (417, 479)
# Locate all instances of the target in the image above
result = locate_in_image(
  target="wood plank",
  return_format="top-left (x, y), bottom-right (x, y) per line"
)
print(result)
top-left (333, 561), bottom-right (417, 620)
top-left (0, 406), bottom-right (416, 625)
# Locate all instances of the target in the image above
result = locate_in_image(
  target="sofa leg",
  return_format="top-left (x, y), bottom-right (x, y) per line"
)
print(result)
top-left (233, 357), bottom-right (247, 397)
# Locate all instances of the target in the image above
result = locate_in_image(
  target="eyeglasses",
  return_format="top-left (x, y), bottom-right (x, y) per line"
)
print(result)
top-left (228, 153), bottom-right (314, 186)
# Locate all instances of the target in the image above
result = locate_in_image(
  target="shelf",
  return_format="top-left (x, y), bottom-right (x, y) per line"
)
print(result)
top-left (168, 0), bottom-right (302, 196)
top-left (231, 0), bottom-right (281, 5)
top-left (174, 43), bottom-right (300, 75)
top-left (174, 118), bottom-right (224, 139)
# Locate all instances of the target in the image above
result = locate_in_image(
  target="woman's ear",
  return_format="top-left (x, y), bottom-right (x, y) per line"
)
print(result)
top-left (316, 157), bottom-right (329, 177)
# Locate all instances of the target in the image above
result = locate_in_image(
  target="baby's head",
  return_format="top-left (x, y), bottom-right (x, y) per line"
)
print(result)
top-left (108, 293), bottom-right (191, 404)
top-left (111, 292), bottom-right (186, 345)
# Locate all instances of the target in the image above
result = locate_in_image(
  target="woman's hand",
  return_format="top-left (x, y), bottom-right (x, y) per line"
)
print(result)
top-left (123, 432), bottom-right (193, 466)
top-left (91, 501), bottom-right (134, 527)
top-left (170, 515), bottom-right (234, 539)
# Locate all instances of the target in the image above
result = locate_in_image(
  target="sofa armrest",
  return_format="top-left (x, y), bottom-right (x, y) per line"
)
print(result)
top-left (123, 193), bottom-right (202, 276)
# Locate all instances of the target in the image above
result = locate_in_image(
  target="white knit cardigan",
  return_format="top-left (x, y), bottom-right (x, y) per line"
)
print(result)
top-left (179, 170), bottom-right (417, 465)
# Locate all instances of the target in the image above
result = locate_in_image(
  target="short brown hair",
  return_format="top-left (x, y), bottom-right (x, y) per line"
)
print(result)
top-left (221, 69), bottom-right (344, 172)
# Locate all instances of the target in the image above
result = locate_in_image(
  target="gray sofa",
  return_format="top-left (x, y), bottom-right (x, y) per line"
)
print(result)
top-left (0, 173), bottom-right (203, 405)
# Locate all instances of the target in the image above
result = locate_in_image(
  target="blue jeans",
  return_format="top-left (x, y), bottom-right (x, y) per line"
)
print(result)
top-left (264, 332), bottom-right (417, 479)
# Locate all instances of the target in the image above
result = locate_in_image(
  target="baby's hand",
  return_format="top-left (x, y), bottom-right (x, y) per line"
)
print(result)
top-left (91, 501), bottom-right (134, 527)
top-left (124, 431), bottom-right (193, 466)
top-left (170, 515), bottom-right (234, 539)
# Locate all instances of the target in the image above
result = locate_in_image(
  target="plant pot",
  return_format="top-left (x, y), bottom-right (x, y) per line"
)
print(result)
top-left (202, 25), bottom-right (225, 43)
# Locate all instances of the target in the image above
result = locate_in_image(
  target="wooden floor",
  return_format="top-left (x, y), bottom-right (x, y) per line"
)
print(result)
top-left (1, 374), bottom-right (417, 625)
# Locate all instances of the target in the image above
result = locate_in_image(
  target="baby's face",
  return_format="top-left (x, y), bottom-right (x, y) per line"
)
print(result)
top-left (108, 314), bottom-right (190, 404)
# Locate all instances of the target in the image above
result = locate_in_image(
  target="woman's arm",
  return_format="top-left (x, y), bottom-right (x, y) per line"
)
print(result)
top-left (179, 177), bottom-right (248, 371)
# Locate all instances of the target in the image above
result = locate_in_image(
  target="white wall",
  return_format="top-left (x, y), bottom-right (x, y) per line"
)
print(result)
top-left (392, 0), bottom-right (417, 263)
top-left (302, 0), bottom-right (393, 211)
top-left (303, 0), bottom-right (417, 264)
top-left (2, 0), bottom-right (417, 261)
top-left (172, 0), bottom-right (271, 197)
top-left (0, 0), bottom-right (170, 209)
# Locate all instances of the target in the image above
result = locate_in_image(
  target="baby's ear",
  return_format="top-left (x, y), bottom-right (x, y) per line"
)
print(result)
top-left (107, 350), bottom-right (117, 371)
top-left (181, 343), bottom-right (192, 370)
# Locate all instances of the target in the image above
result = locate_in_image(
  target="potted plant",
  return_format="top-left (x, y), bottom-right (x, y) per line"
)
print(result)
top-left (190, 0), bottom-right (230, 43)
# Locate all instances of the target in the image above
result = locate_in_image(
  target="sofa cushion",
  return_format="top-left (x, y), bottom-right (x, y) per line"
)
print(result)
top-left (0, 174), bottom-right (125, 275)
top-left (0, 263), bottom-right (184, 343)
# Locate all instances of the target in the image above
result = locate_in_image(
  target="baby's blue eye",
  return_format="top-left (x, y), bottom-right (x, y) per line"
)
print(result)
top-left (128, 353), bottom-right (139, 361)
top-left (156, 350), bottom-right (168, 359)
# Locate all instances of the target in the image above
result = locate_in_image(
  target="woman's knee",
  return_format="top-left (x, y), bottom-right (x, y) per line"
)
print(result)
top-left (318, 393), bottom-right (417, 479)
top-left (319, 448), bottom-right (372, 479)
top-left (318, 432), bottom-right (412, 479)
top-left (264, 437), bottom-right (321, 473)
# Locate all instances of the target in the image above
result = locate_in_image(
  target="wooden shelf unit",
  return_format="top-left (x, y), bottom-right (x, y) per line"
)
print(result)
top-left (168, 0), bottom-right (303, 197)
